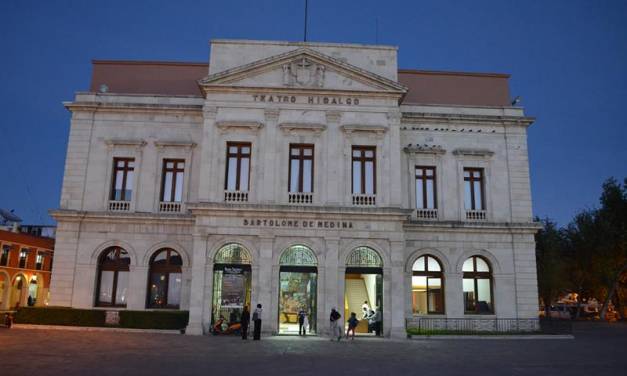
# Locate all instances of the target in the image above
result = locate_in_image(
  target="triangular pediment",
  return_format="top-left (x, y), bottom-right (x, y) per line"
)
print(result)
top-left (198, 48), bottom-right (407, 96)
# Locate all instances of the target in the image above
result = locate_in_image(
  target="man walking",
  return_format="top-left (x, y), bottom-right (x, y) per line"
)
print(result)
top-left (298, 308), bottom-right (307, 336)
top-left (241, 306), bottom-right (250, 340)
top-left (329, 308), bottom-right (342, 341)
top-left (253, 304), bottom-right (263, 340)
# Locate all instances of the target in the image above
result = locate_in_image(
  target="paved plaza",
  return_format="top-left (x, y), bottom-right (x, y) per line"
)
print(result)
top-left (1, 322), bottom-right (626, 376)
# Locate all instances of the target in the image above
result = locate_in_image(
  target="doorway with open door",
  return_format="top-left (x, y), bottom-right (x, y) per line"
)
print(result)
top-left (278, 245), bottom-right (318, 335)
top-left (344, 246), bottom-right (383, 336)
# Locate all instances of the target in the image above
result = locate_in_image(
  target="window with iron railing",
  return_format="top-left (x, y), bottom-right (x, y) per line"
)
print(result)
top-left (110, 158), bottom-right (135, 202)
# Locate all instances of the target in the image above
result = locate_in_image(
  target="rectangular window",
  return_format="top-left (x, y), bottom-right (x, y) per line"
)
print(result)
top-left (352, 146), bottom-right (376, 194)
top-left (0, 245), bottom-right (10, 266)
top-left (110, 158), bottom-right (135, 201)
top-left (464, 168), bottom-right (485, 210)
top-left (415, 166), bottom-right (436, 209)
top-left (160, 159), bottom-right (185, 202)
top-left (35, 253), bottom-right (44, 270)
top-left (19, 249), bottom-right (28, 268)
top-left (225, 142), bottom-right (251, 191)
top-left (289, 144), bottom-right (314, 193)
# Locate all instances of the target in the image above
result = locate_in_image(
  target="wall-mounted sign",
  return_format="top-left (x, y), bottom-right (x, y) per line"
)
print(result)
top-left (252, 94), bottom-right (360, 106)
top-left (243, 218), bottom-right (353, 229)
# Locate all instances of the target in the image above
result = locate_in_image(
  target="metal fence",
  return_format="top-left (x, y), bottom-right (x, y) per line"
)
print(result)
top-left (407, 317), bottom-right (572, 335)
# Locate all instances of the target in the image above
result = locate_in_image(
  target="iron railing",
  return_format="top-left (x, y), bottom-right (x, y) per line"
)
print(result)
top-left (407, 317), bottom-right (572, 335)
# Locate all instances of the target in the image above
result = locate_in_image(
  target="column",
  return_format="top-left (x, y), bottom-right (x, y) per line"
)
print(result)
top-left (257, 236), bottom-right (274, 334)
top-left (324, 238), bottom-right (340, 336)
top-left (126, 265), bottom-right (148, 310)
top-left (445, 271), bottom-right (464, 318)
top-left (186, 233), bottom-right (207, 335)
top-left (389, 241), bottom-right (406, 338)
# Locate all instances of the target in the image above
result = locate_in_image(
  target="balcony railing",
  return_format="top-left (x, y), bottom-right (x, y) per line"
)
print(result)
top-left (108, 200), bottom-right (130, 212)
top-left (288, 192), bottom-right (313, 204)
top-left (159, 201), bottom-right (183, 213)
top-left (352, 194), bottom-right (376, 206)
top-left (415, 208), bottom-right (438, 220)
top-left (465, 210), bottom-right (487, 221)
top-left (225, 190), bottom-right (248, 203)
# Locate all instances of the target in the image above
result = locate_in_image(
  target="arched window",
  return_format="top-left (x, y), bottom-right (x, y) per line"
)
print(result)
top-left (279, 245), bottom-right (317, 266)
top-left (411, 255), bottom-right (444, 314)
top-left (346, 246), bottom-right (383, 268)
top-left (147, 248), bottom-right (183, 309)
top-left (462, 256), bottom-right (493, 314)
top-left (96, 247), bottom-right (130, 307)
top-left (214, 243), bottom-right (252, 265)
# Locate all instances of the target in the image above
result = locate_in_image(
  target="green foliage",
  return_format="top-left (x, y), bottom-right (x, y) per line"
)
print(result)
top-left (119, 310), bottom-right (189, 330)
top-left (535, 217), bottom-right (567, 308)
top-left (15, 307), bottom-right (105, 326)
top-left (13, 307), bottom-right (189, 330)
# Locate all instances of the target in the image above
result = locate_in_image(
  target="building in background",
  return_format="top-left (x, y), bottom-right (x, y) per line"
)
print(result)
top-left (0, 229), bottom-right (55, 310)
top-left (50, 39), bottom-right (539, 337)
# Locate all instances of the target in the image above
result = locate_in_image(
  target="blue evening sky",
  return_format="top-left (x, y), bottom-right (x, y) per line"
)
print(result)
top-left (0, 0), bottom-right (625, 226)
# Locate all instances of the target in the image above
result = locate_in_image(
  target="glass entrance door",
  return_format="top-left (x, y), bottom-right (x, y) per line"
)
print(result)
top-left (344, 270), bottom-right (382, 335)
top-left (212, 265), bottom-right (252, 331)
top-left (278, 268), bottom-right (317, 334)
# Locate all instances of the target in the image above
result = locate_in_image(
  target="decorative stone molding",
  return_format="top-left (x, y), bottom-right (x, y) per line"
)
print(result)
top-left (325, 111), bottom-right (341, 124)
top-left (452, 148), bottom-right (494, 157)
top-left (403, 144), bottom-right (446, 155)
top-left (215, 121), bottom-right (264, 134)
top-left (154, 141), bottom-right (197, 150)
top-left (387, 111), bottom-right (402, 123)
top-left (340, 124), bottom-right (388, 135)
top-left (264, 108), bottom-right (280, 122)
top-left (202, 106), bottom-right (218, 119)
top-left (278, 122), bottom-right (327, 135)
top-left (104, 139), bottom-right (147, 150)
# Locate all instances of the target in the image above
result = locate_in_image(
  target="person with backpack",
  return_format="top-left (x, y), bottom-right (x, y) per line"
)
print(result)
top-left (346, 312), bottom-right (359, 340)
top-left (252, 303), bottom-right (263, 340)
top-left (329, 308), bottom-right (342, 341)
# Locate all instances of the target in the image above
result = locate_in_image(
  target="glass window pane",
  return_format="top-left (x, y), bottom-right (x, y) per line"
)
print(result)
top-left (125, 171), bottom-right (134, 201)
top-left (427, 277), bottom-right (443, 313)
top-left (291, 148), bottom-right (300, 156)
top-left (473, 181), bottom-right (483, 209)
top-left (463, 278), bottom-right (475, 311)
top-left (166, 162), bottom-right (174, 169)
top-left (303, 160), bottom-right (312, 193)
top-left (412, 276), bottom-right (427, 314)
top-left (229, 146), bottom-right (238, 154)
top-left (412, 256), bottom-right (425, 271)
top-left (163, 172), bottom-right (173, 201)
top-left (152, 251), bottom-right (167, 265)
top-left (415, 179), bottom-right (424, 208)
top-left (464, 170), bottom-right (470, 178)
top-left (427, 256), bottom-right (441, 272)
top-left (415, 168), bottom-right (423, 177)
top-left (167, 273), bottom-right (182, 306)
top-left (426, 168), bottom-right (433, 177)
top-left (98, 271), bottom-right (114, 304)
top-left (117, 160), bottom-right (125, 168)
top-left (352, 161), bottom-right (362, 194)
top-left (290, 159), bottom-right (300, 192)
top-left (242, 146), bottom-right (250, 154)
top-left (475, 257), bottom-right (490, 272)
top-left (227, 157), bottom-right (237, 190)
top-left (365, 150), bottom-right (374, 158)
top-left (303, 148), bottom-right (313, 156)
top-left (426, 180), bottom-right (435, 209)
top-left (462, 258), bottom-right (474, 272)
top-left (149, 273), bottom-right (166, 307)
top-left (352, 150), bottom-right (361, 158)
top-left (240, 158), bottom-right (250, 191)
top-left (174, 172), bottom-right (184, 202)
top-left (464, 181), bottom-right (472, 209)
top-left (477, 278), bottom-right (492, 313)
top-left (169, 251), bottom-right (183, 266)
top-left (365, 161), bottom-right (374, 194)
top-left (115, 272), bottom-right (128, 305)
top-left (127, 161), bottom-right (134, 168)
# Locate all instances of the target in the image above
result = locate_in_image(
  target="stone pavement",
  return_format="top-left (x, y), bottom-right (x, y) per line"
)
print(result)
top-left (1, 322), bottom-right (626, 376)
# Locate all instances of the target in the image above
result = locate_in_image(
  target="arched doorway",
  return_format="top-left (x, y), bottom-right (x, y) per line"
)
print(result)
top-left (345, 246), bottom-right (383, 336)
top-left (28, 276), bottom-right (38, 306)
top-left (278, 245), bottom-right (318, 334)
top-left (0, 272), bottom-right (8, 310)
top-left (211, 243), bottom-right (252, 331)
top-left (10, 274), bottom-right (26, 309)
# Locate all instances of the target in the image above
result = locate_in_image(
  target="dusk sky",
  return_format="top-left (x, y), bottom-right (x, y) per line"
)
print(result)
top-left (0, 0), bottom-right (625, 226)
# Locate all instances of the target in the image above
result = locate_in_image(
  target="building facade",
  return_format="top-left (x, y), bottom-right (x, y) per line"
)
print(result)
top-left (0, 229), bottom-right (54, 310)
top-left (50, 40), bottom-right (539, 337)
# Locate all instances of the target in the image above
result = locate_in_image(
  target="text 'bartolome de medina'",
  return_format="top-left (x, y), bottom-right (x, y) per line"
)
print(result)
top-left (252, 94), bottom-right (360, 105)
top-left (243, 218), bottom-right (354, 229)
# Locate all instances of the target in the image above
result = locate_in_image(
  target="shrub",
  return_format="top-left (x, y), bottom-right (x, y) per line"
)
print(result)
top-left (14, 307), bottom-right (189, 330)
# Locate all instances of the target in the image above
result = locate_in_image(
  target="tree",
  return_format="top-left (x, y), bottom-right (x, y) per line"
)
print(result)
top-left (535, 217), bottom-right (567, 316)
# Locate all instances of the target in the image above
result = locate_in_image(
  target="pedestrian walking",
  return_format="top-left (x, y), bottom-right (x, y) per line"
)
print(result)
top-left (253, 303), bottom-right (263, 340)
top-left (241, 306), bottom-right (250, 340)
top-left (298, 308), bottom-right (307, 336)
top-left (329, 307), bottom-right (342, 341)
top-left (346, 312), bottom-right (358, 340)
top-left (374, 308), bottom-right (382, 336)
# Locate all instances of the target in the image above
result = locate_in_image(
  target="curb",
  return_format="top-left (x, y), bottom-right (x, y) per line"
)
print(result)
top-left (408, 334), bottom-right (574, 340)
top-left (12, 324), bottom-right (182, 334)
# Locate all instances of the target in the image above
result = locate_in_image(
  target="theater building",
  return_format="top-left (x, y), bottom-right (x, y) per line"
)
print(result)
top-left (50, 39), bottom-right (539, 337)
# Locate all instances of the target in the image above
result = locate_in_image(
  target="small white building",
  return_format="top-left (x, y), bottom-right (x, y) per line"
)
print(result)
top-left (50, 39), bottom-right (539, 337)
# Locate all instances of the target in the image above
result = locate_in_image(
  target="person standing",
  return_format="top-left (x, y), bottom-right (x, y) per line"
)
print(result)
top-left (240, 306), bottom-right (250, 340)
top-left (297, 308), bottom-right (307, 336)
top-left (361, 301), bottom-right (370, 319)
top-left (374, 308), bottom-right (382, 336)
top-left (329, 308), bottom-right (342, 341)
top-left (253, 304), bottom-right (263, 340)
top-left (346, 312), bottom-right (358, 340)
